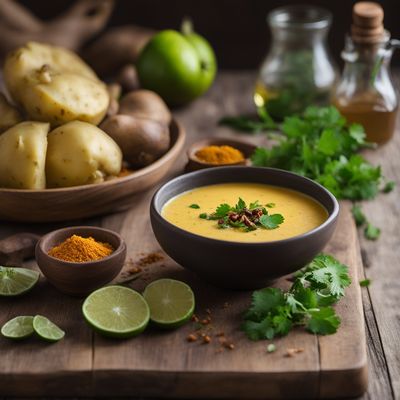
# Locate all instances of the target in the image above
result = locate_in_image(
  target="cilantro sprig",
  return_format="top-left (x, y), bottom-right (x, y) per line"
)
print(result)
top-left (251, 106), bottom-right (385, 201)
top-left (199, 198), bottom-right (284, 232)
top-left (242, 254), bottom-right (351, 340)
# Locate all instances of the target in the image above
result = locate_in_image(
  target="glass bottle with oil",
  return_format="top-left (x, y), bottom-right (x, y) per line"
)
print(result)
top-left (255, 5), bottom-right (338, 120)
top-left (333, 2), bottom-right (399, 145)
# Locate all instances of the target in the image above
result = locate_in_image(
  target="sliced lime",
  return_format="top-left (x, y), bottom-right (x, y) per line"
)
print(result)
top-left (143, 278), bottom-right (195, 329)
top-left (1, 316), bottom-right (34, 340)
top-left (0, 266), bottom-right (39, 297)
top-left (33, 315), bottom-right (65, 342)
top-left (82, 285), bottom-right (150, 339)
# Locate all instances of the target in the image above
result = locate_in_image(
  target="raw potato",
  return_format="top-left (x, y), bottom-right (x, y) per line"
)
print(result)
top-left (3, 41), bottom-right (109, 127)
top-left (119, 90), bottom-right (172, 125)
top-left (46, 121), bottom-right (122, 188)
top-left (0, 93), bottom-right (22, 133)
top-left (100, 114), bottom-right (170, 167)
top-left (0, 121), bottom-right (49, 189)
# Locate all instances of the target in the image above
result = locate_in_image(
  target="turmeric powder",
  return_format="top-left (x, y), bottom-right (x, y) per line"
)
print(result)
top-left (195, 145), bottom-right (245, 165)
top-left (48, 234), bottom-right (113, 262)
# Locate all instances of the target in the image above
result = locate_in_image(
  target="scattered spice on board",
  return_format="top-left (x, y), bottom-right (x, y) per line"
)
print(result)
top-left (186, 308), bottom-right (235, 351)
top-left (285, 348), bottom-right (304, 357)
top-left (48, 235), bottom-right (113, 262)
top-left (136, 252), bottom-right (164, 267)
top-left (195, 145), bottom-right (245, 165)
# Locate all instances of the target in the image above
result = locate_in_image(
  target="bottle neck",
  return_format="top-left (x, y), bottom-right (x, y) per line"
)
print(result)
top-left (341, 35), bottom-right (393, 84)
top-left (270, 26), bottom-right (329, 49)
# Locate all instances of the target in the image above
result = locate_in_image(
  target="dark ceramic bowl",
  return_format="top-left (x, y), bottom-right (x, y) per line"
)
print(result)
top-left (36, 226), bottom-right (126, 296)
top-left (150, 166), bottom-right (339, 290)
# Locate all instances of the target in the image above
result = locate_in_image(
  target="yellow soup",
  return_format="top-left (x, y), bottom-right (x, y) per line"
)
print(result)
top-left (162, 183), bottom-right (328, 243)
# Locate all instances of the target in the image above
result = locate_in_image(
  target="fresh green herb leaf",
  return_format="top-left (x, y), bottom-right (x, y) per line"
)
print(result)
top-left (383, 180), bottom-right (395, 193)
top-left (359, 279), bottom-right (371, 287)
top-left (266, 203), bottom-right (276, 208)
top-left (245, 288), bottom-right (286, 321)
top-left (189, 204), bottom-right (200, 209)
top-left (306, 306), bottom-right (341, 335)
top-left (234, 198), bottom-right (247, 213)
top-left (199, 213), bottom-right (208, 219)
top-left (296, 254), bottom-right (351, 300)
top-left (351, 204), bottom-right (366, 226)
top-left (249, 200), bottom-right (261, 209)
top-left (242, 253), bottom-right (350, 340)
top-left (364, 223), bottom-right (381, 240)
top-left (214, 203), bottom-right (232, 218)
top-left (266, 343), bottom-right (276, 353)
top-left (259, 214), bottom-right (284, 229)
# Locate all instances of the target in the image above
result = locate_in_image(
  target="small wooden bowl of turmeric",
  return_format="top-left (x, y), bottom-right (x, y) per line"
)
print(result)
top-left (35, 226), bottom-right (126, 296)
top-left (186, 138), bottom-right (257, 172)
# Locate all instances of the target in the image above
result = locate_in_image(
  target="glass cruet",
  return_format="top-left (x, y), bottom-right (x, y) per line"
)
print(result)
top-left (254, 5), bottom-right (338, 120)
top-left (333, 35), bottom-right (399, 144)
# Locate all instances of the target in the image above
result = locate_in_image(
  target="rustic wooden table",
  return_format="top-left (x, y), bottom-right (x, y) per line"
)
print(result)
top-left (1, 71), bottom-right (399, 399)
top-left (174, 71), bottom-right (400, 400)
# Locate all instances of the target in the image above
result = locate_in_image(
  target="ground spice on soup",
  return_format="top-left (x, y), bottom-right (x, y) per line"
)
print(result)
top-left (48, 234), bottom-right (113, 262)
top-left (195, 145), bottom-right (245, 164)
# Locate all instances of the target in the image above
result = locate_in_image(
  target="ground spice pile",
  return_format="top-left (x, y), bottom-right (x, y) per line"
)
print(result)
top-left (195, 145), bottom-right (245, 165)
top-left (48, 234), bottom-right (114, 262)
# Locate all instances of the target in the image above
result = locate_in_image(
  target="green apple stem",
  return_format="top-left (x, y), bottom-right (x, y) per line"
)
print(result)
top-left (181, 17), bottom-right (194, 36)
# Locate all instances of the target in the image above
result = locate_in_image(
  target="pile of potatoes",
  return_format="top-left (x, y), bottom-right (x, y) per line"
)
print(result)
top-left (0, 41), bottom-right (171, 190)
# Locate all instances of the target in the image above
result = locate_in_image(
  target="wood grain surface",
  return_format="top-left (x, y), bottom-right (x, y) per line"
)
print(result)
top-left (1, 71), bottom-right (399, 399)
top-left (0, 198), bottom-right (366, 399)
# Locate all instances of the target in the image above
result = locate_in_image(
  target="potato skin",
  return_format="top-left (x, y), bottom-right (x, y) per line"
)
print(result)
top-left (119, 90), bottom-right (171, 126)
top-left (0, 121), bottom-right (49, 189)
top-left (46, 121), bottom-right (122, 188)
top-left (0, 94), bottom-right (22, 133)
top-left (3, 42), bottom-right (109, 127)
top-left (100, 114), bottom-right (170, 167)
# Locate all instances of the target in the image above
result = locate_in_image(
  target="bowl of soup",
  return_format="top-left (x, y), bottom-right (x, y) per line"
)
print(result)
top-left (150, 166), bottom-right (339, 290)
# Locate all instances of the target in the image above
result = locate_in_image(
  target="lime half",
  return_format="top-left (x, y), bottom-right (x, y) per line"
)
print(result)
top-left (33, 315), bottom-right (65, 342)
top-left (82, 286), bottom-right (150, 339)
top-left (143, 279), bottom-right (195, 329)
top-left (0, 266), bottom-right (39, 297)
top-left (1, 316), bottom-right (34, 340)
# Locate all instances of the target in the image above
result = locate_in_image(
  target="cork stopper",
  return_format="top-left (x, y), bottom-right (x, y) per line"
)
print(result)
top-left (351, 2), bottom-right (384, 43)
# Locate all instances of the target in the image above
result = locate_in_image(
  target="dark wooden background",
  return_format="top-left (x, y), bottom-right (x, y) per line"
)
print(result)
top-left (20, 0), bottom-right (400, 69)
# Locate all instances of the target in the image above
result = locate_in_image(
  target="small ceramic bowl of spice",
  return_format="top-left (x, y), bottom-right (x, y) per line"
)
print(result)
top-left (186, 138), bottom-right (257, 172)
top-left (35, 226), bottom-right (126, 296)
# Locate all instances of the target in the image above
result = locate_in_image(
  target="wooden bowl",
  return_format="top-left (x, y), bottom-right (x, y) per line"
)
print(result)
top-left (0, 119), bottom-right (185, 222)
top-left (186, 137), bottom-right (256, 172)
top-left (35, 226), bottom-right (126, 296)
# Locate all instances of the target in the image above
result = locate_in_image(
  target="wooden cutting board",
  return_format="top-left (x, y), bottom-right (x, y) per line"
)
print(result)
top-left (0, 195), bottom-right (367, 399)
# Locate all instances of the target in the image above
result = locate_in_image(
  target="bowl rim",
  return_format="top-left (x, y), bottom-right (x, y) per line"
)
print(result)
top-left (0, 118), bottom-right (185, 194)
top-left (37, 226), bottom-right (126, 266)
top-left (151, 166), bottom-right (340, 247)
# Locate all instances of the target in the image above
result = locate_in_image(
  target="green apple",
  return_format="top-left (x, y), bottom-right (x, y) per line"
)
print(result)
top-left (136, 22), bottom-right (217, 106)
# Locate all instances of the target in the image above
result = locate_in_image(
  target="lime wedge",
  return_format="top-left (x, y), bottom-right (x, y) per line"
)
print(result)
top-left (1, 316), bottom-right (34, 340)
top-left (0, 266), bottom-right (39, 297)
top-left (33, 315), bottom-right (65, 342)
top-left (143, 279), bottom-right (195, 329)
top-left (82, 286), bottom-right (150, 339)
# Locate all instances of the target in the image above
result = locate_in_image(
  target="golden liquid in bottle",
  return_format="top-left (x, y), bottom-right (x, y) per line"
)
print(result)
top-left (333, 101), bottom-right (398, 144)
top-left (254, 81), bottom-right (279, 108)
